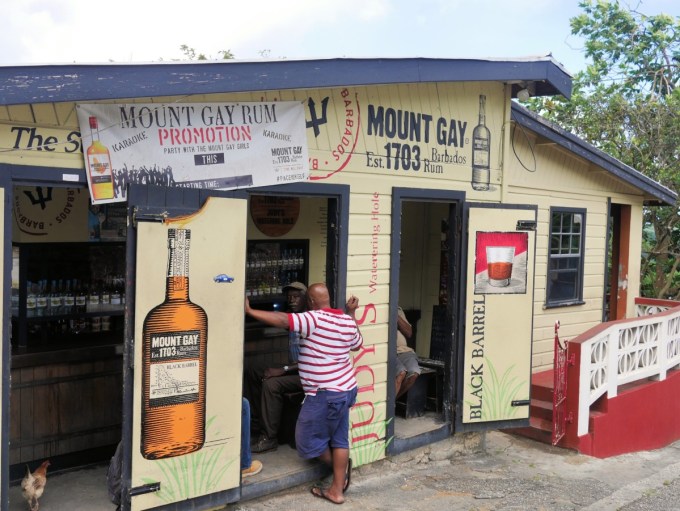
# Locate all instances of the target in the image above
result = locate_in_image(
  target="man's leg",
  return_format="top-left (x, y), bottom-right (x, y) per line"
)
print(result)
top-left (397, 373), bottom-right (418, 398)
top-left (261, 374), bottom-right (302, 440)
top-left (242, 361), bottom-right (266, 435)
top-left (395, 370), bottom-right (407, 396)
top-left (317, 447), bottom-right (348, 503)
top-left (396, 351), bottom-right (421, 399)
top-left (394, 355), bottom-right (407, 397)
top-left (241, 398), bottom-right (251, 470)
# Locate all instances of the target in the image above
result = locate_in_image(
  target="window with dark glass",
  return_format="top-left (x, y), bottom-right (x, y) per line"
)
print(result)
top-left (546, 208), bottom-right (586, 306)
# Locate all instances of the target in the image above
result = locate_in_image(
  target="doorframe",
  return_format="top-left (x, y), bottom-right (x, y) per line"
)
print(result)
top-left (0, 163), bottom-right (87, 511)
top-left (1, 170), bottom-right (12, 511)
top-left (387, 187), bottom-right (465, 455)
top-left (604, 200), bottom-right (631, 322)
top-left (243, 182), bottom-right (350, 309)
top-left (237, 182), bottom-right (350, 502)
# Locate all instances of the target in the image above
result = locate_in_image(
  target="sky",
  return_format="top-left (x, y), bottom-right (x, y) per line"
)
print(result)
top-left (1, 0), bottom-right (677, 75)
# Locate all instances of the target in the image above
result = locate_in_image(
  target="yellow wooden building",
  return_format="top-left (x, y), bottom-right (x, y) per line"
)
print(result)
top-left (0, 57), bottom-right (675, 510)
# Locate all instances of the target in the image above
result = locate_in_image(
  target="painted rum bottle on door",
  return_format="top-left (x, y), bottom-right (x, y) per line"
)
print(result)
top-left (141, 228), bottom-right (207, 459)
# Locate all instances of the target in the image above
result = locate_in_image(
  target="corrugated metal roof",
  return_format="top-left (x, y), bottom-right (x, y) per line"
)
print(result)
top-left (0, 56), bottom-right (571, 106)
top-left (0, 56), bottom-right (671, 205)
top-left (511, 103), bottom-right (677, 206)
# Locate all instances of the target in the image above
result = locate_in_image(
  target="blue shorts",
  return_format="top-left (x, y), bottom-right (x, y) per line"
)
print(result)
top-left (295, 387), bottom-right (358, 459)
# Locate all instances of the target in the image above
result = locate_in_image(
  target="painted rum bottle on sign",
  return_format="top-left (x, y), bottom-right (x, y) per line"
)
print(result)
top-left (141, 228), bottom-right (207, 459)
top-left (86, 116), bottom-right (115, 201)
top-left (471, 95), bottom-right (491, 191)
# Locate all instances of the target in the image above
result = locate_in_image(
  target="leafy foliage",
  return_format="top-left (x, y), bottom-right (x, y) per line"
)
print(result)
top-left (528, 1), bottom-right (680, 299)
top-left (178, 45), bottom-right (234, 61)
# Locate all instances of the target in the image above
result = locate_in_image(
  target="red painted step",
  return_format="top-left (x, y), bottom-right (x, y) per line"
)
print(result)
top-left (530, 370), bottom-right (555, 402)
top-left (530, 398), bottom-right (553, 422)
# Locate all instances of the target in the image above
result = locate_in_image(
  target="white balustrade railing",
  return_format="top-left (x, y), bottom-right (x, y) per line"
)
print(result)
top-left (577, 304), bottom-right (680, 436)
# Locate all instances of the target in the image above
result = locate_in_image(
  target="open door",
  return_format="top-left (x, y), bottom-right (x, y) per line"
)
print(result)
top-left (605, 202), bottom-right (631, 321)
top-left (122, 185), bottom-right (247, 511)
top-left (457, 203), bottom-right (536, 431)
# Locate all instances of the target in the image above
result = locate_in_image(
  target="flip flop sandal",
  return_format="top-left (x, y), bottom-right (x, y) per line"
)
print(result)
top-left (311, 486), bottom-right (343, 505)
top-left (343, 458), bottom-right (352, 493)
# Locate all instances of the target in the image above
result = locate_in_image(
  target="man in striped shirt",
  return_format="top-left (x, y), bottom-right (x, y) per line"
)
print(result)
top-left (245, 283), bottom-right (363, 505)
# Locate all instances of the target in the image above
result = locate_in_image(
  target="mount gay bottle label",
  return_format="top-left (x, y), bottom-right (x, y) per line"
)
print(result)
top-left (148, 329), bottom-right (201, 407)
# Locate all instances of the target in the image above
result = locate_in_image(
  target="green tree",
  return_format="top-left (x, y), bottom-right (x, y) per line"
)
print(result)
top-left (529, 0), bottom-right (680, 299)
top-left (178, 45), bottom-right (235, 61)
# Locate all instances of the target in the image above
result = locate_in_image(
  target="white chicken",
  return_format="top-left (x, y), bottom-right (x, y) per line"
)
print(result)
top-left (21, 460), bottom-right (50, 511)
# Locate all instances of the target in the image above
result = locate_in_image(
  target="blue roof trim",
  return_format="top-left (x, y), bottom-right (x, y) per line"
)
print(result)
top-left (511, 103), bottom-right (677, 206)
top-left (0, 57), bottom-right (571, 106)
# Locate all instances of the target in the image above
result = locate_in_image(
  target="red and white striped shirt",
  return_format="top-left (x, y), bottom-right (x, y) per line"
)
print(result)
top-left (288, 308), bottom-right (363, 395)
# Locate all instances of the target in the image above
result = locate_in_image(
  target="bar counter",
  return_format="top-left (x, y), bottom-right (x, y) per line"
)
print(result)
top-left (9, 334), bottom-right (123, 470)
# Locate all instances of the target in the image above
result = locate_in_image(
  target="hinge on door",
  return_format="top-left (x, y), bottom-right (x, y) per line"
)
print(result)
top-left (129, 482), bottom-right (161, 497)
top-left (131, 207), bottom-right (169, 228)
top-left (511, 399), bottom-right (530, 407)
top-left (516, 220), bottom-right (536, 231)
top-left (127, 338), bottom-right (134, 369)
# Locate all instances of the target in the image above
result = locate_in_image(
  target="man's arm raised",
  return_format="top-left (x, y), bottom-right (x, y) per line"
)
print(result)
top-left (245, 297), bottom-right (289, 329)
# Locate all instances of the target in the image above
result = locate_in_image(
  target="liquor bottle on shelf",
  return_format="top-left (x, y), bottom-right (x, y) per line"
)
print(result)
top-left (268, 268), bottom-right (277, 295)
top-left (87, 283), bottom-right (100, 312)
top-left (100, 279), bottom-right (111, 309)
top-left (35, 280), bottom-right (48, 317)
top-left (471, 94), bottom-right (491, 191)
top-left (258, 279), bottom-right (267, 297)
top-left (282, 249), bottom-right (290, 270)
top-left (86, 116), bottom-right (115, 201)
top-left (63, 280), bottom-right (75, 314)
top-left (11, 288), bottom-right (19, 316)
top-left (141, 228), bottom-right (207, 459)
top-left (246, 274), bottom-right (257, 298)
top-left (116, 274), bottom-right (126, 305)
top-left (275, 268), bottom-right (283, 295)
top-left (48, 280), bottom-right (62, 315)
top-left (110, 290), bottom-right (121, 306)
top-left (26, 282), bottom-right (37, 318)
top-left (58, 279), bottom-right (65, 310)
top-left (75, 280), bottom-right (88, 314)
top-left (110, 276), bottom-right (122, 307)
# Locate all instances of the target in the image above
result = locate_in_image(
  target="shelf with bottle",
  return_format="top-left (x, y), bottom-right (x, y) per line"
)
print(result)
top-left (18, 314), bottom-right (124, 340)
top-left (15, 276), bottom-right (125, 320)
top-left (245, 240), bottom-right (308, 300)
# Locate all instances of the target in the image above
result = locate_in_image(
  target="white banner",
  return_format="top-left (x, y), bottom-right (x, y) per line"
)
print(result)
top-left (76, 102), bottom-right (309, 204)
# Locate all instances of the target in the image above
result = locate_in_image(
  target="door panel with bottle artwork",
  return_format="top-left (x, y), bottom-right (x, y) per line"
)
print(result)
top-left (457, 203), bottom-right (536, 430)
top-left (124, 185), bottom-right (247, 511)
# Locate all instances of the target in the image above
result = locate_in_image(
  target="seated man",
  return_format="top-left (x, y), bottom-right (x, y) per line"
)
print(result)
top-left (244, 282), bottom-right (306, 453)
top-left (394, 306), bottom-right (421, 399)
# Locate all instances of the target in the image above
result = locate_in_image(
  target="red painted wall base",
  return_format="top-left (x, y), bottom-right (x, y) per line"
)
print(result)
top-left (569, 369), bottom-right (680, 458)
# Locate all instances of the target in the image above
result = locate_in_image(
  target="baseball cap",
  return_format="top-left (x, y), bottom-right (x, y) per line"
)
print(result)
top-left (283, 281), bottom-right (307, 292)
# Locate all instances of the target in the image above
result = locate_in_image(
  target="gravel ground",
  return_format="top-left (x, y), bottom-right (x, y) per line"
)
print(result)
top-left (227, 431), bottom-right (680, 511)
